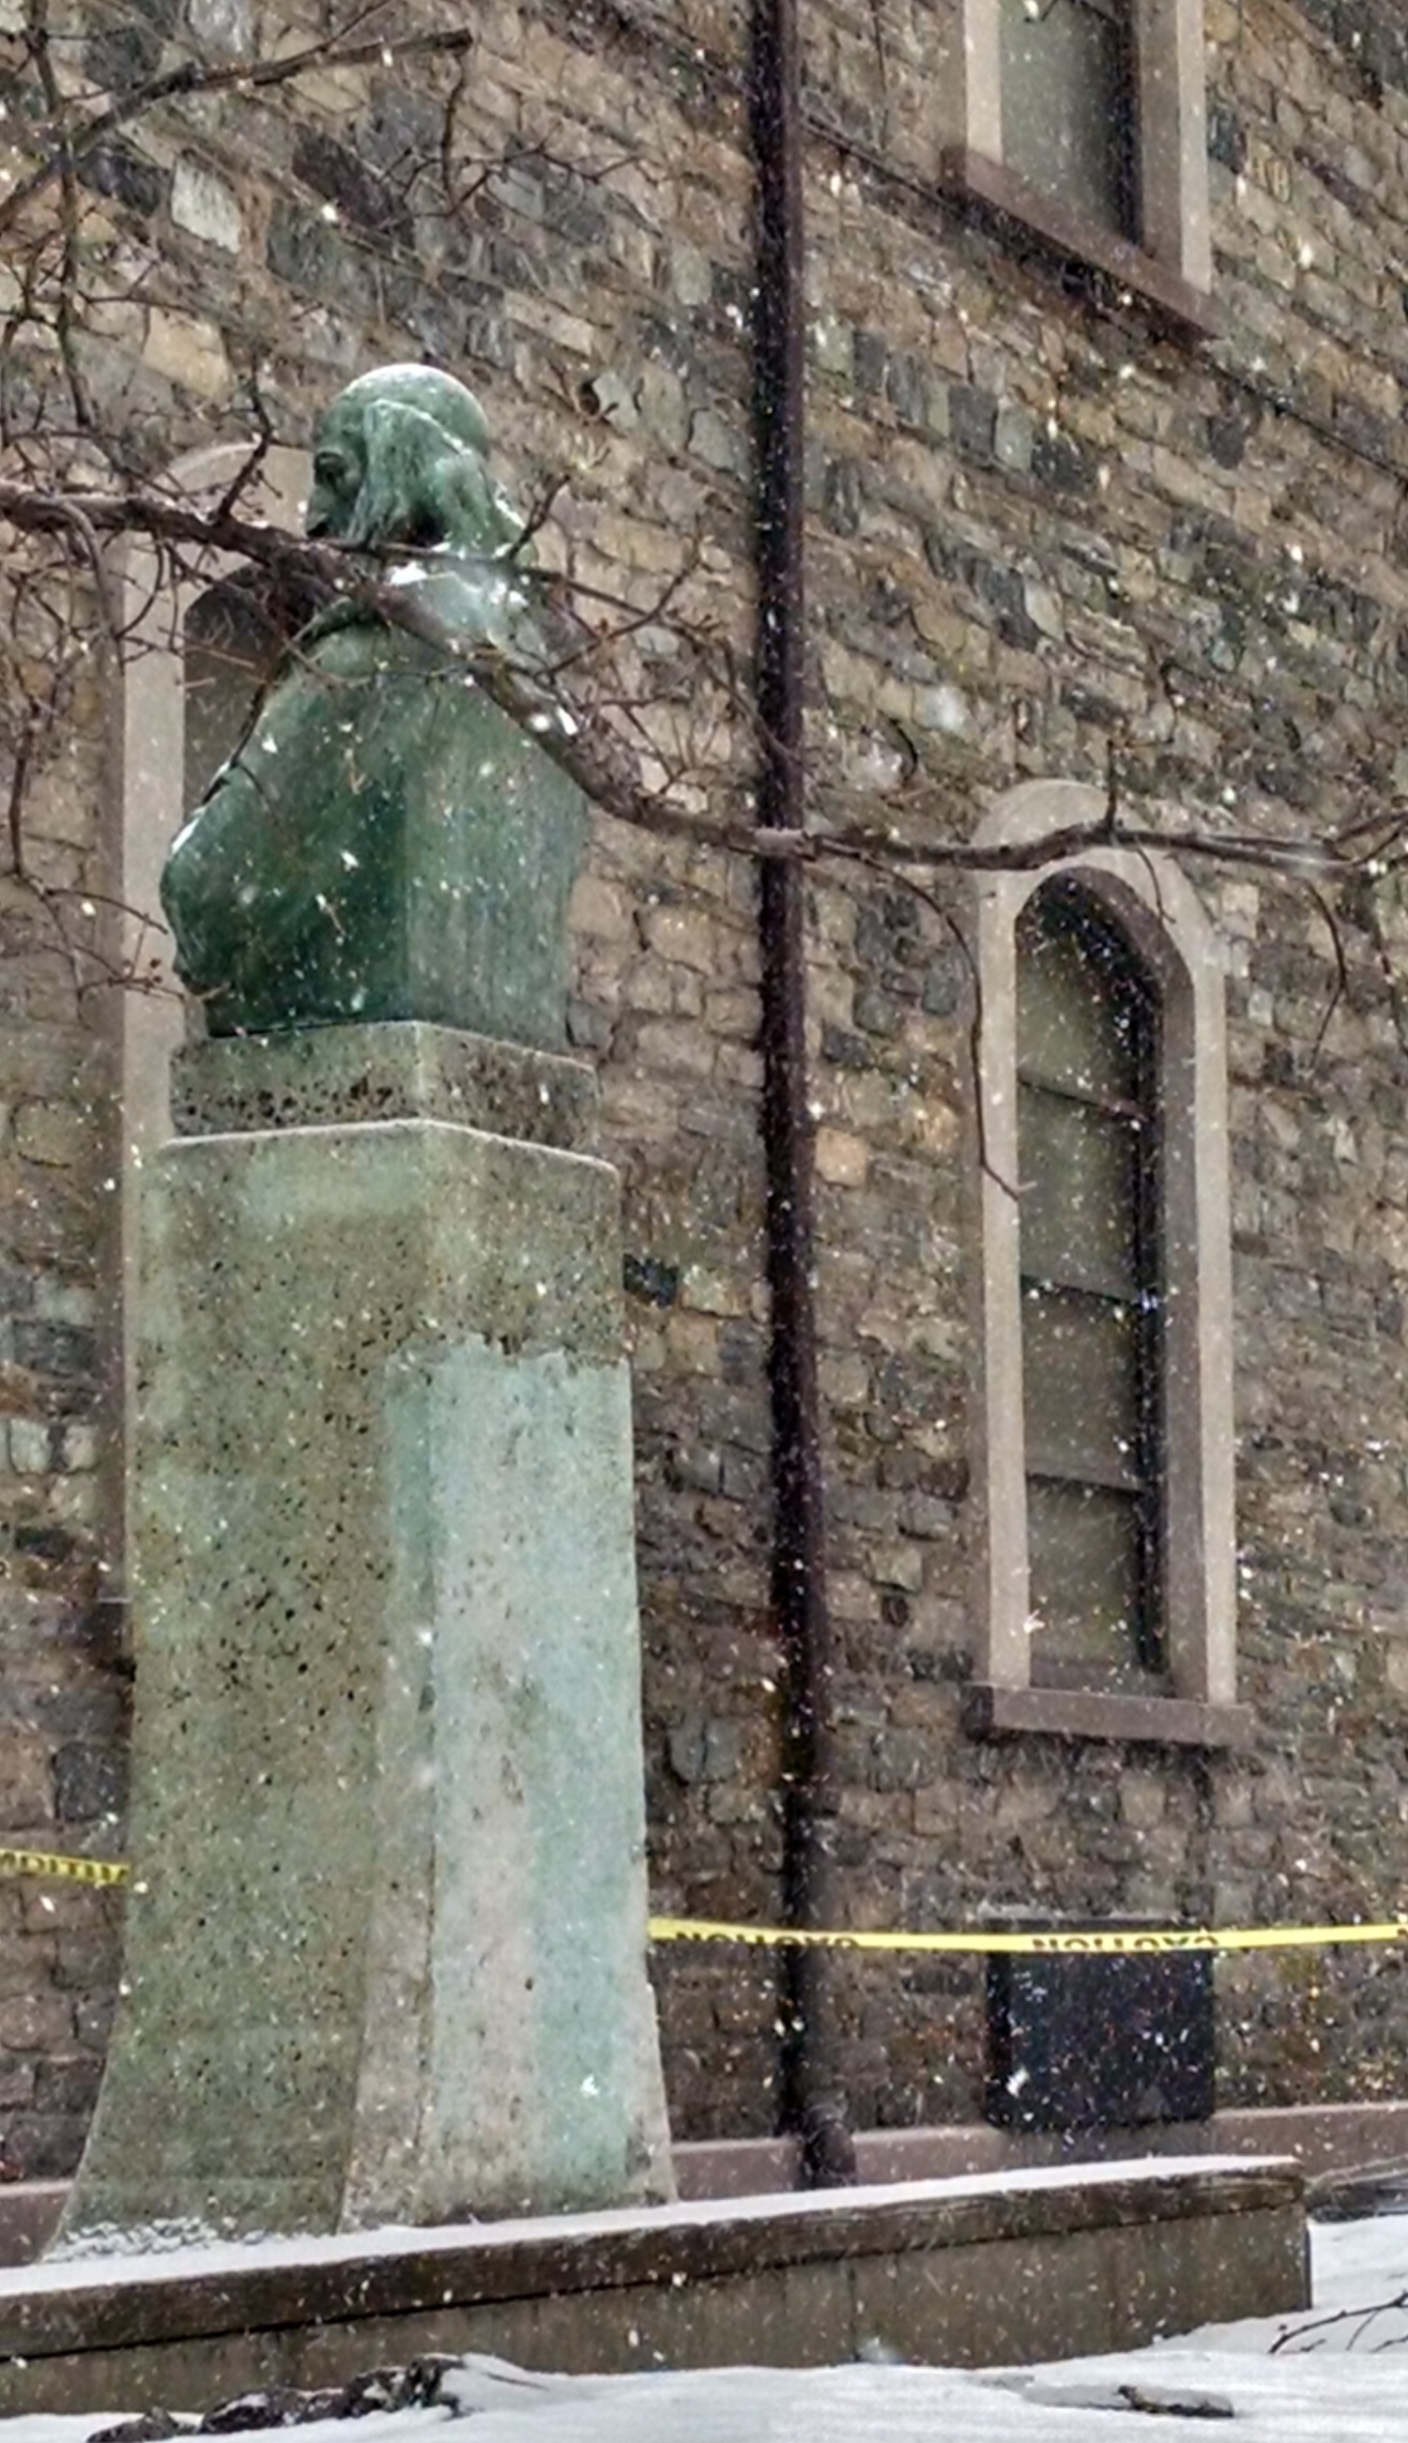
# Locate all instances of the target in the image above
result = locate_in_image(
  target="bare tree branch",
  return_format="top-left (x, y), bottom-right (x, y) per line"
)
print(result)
top-left (0, 476), bottom-right (1395, 910)
top-left (0, 19), bottom-right (481, 237)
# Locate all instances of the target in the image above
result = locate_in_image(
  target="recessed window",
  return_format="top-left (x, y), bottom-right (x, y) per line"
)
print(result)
top-left (942, 0), bottom-right (1213, 330)
top-left (963, 780), bottom-right (1245, 1749)
top-left (999, 0), bottom-right (1137, 239)
top-left (1017, 883), bottom-right (1162, 1691)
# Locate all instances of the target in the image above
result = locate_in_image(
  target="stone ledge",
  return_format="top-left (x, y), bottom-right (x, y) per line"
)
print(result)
top-left (676, 2108), bottom-right (1408, 2195)
top-left (15, 2104), bottom-right (1408, 2262)
top-left (171, 1022), bottom-right (598, 1152)
top-left (962, 1684), bottom-right (1253, 1747)
top-left (0, 2161), bottom-right (1306, 2409)
top-left (940, 148), bottom-right (1220, 337)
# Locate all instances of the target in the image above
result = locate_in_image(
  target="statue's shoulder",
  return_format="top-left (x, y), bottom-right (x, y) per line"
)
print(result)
top-left (277, 600), bottom-right (430, 682)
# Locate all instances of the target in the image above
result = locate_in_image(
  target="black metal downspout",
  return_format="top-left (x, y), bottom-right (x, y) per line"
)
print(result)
top-left (749, 0), bottom-right (856, 2189)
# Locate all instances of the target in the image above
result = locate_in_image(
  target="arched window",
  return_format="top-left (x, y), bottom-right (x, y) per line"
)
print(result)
top-left (965, 780), bottom-right (1245, 1747)
top-left (1016, 881), bottom-right (1161, 1691)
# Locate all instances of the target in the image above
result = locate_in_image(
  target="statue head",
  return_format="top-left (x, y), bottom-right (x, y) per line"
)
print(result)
top-left (306, 364), bottom-right (525, 558)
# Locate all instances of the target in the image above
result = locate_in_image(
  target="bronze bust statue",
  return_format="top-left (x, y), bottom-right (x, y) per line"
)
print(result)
top-left (162, 365), bottom-right (586, 1047)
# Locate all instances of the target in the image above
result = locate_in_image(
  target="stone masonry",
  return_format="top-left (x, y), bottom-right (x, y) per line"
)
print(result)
top-left (3, 0), bottom-right (1408, 2173)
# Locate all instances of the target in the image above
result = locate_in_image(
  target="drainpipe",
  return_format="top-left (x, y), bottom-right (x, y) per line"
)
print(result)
top-left (749, 0), bottom-right (856, 2188)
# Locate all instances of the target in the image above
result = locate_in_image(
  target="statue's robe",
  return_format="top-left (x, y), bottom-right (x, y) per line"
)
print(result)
top-left (162, 567), bottom-right (586, 1048)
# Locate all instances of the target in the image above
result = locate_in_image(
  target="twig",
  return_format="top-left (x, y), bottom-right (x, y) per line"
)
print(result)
top-left (0, 475), bottom-right (1392, 899)
top-left (0, 21), bottom-right (482, 236)
top-left (1269, 2290), bottom-right (1408, 2356)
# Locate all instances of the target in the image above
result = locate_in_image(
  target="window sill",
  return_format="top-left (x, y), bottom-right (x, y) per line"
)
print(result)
top-left (940, 148), bottom-right (1219, 339)
top-left (962, 1682), bottom-right (1252, 1748)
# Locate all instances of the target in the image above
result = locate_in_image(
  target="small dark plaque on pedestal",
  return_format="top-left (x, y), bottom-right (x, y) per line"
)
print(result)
top-left (985, 1950), bottom-right (1215, 2132)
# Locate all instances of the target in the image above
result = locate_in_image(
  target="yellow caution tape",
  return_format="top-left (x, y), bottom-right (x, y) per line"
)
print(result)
top-left (2, 1860), bottom-right (1404, 1951)
top-left (0, 1847), bottom-right (128, 1889)
top-left (649, 1914), bottom-right (1408, 1957)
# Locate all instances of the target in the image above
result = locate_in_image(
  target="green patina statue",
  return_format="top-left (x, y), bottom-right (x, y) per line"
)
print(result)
top-left (161, 364), bottom-right (586, 1045)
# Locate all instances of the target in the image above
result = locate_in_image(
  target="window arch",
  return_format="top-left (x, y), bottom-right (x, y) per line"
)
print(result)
top-left (110, 442), bottom-right (306, 1159)
top-left (182, 573), bottom-right (289, 809)
top-left (964, 780), bottom-right (1245, 1746)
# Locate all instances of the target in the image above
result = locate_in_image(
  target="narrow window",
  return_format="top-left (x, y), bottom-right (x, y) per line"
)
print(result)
top-left (998, 0), bottom-right (1139, 238)
top-left (1016, 881), bottom-right (1162, 1690)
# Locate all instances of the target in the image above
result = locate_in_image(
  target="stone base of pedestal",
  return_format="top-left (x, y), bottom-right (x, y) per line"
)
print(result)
top-left (15, 2164), bottom-right (1307, 2411)
top-left (61, 1028), bottom-right (672, 2247)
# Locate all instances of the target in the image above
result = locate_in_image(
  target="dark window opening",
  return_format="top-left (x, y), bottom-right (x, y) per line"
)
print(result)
top-left (999, 0), bottom-right (1140, 240)
top-left (1016, 880), bottom-right (1163, 1690)
top-left (183, 574), bottom-right (306, 808)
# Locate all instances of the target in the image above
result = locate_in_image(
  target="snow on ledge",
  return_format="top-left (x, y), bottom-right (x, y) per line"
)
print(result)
top-left (10, 2153), bottom-right (1301, 2299)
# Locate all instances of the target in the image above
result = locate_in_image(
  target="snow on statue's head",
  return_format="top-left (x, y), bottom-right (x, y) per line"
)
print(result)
top-left (305, 363), bottom-right (525, 558)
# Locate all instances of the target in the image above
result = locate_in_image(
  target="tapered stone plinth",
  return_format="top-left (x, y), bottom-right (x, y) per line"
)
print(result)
top-left (61, 1026), bottom-right (672, 2249)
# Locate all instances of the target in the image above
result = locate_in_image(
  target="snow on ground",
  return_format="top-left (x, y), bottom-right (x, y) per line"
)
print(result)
top-left (8, 2211), bottom-right (1408, 2442)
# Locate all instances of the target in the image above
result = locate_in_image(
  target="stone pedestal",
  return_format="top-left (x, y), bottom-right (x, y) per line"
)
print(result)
top-left (61, 1026), bottom-right (673, 2248)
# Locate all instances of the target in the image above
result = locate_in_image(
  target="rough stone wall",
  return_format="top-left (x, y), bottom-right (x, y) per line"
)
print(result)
top-left (790, 0), bottom-right (1408, 2124)
top-left (4, 0), bottom-right (1408, 2173)
top-left (0, 606), bottom-right (128, 2176)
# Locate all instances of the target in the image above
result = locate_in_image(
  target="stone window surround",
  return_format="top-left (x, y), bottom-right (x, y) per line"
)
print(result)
top-left (106, 439), bottom-right (308, 1603)
top-left (941, 0), bottom-right (1215, 335)
top-left (962, 779), bottom-right (1248, 1749)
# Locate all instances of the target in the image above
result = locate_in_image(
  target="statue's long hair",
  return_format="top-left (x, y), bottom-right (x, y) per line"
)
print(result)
top-left (340, 396), bottom-right (526, 559)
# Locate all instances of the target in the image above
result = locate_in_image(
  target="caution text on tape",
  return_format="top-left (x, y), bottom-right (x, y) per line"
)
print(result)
top-left (648, 1914), bottom-right (1408, 1957)
top-left (3, 1862), bottom-right (1405, 1950)
top-left (0, 1847), bottom-right (128, 1889)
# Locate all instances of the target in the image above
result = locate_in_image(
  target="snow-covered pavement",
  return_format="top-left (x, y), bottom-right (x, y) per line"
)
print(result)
top-left (9, 2212), bottom-right (1408, 2441)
